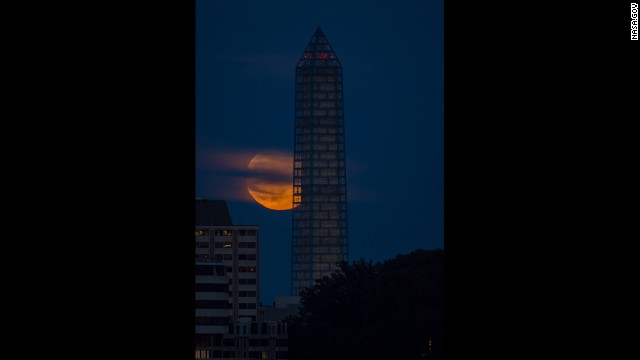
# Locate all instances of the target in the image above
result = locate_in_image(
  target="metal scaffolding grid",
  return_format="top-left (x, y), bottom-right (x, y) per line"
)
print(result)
top-left (291, 27), bottom-right (348, 296)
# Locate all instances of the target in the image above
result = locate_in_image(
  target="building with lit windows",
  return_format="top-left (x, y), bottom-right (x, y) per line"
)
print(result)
top-left (195, 199), bottom-right (289, 359)
top-left (195, 257), bottom-right (230, 359)
top-left (196, 224), bottom-right (260, 322)
top-left (291, 27), bottom-right (349, 296)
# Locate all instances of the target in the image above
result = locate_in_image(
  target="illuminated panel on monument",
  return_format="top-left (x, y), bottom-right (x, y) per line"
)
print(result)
top-left (302, 52), bottom-right (335, 59)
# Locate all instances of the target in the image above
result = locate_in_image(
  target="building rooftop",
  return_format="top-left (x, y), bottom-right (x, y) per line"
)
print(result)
top-left (195, 199), bottom-right (233, 226)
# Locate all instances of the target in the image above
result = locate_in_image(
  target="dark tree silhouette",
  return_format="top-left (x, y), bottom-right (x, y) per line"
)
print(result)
top-left (287, 249), bottom-right (444, 360)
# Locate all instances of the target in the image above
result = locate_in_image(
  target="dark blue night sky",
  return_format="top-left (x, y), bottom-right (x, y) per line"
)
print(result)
top-left (196, 0), bottom-right (443, 305)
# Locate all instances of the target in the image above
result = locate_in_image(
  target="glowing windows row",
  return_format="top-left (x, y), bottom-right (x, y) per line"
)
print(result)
top-left (197, 229), bottom-right (257, 237)
top-left (213, 241), bottom-right (256, 249)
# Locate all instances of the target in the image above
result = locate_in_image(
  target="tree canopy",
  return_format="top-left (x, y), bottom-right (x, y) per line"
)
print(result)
top-left (287, 248), bottom-right (444, 360)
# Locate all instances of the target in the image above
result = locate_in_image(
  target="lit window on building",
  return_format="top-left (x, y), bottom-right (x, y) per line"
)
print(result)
top-left (215, 229), bottom-right (234, 236)
top-left (195, 350), bottom-right (210, 359)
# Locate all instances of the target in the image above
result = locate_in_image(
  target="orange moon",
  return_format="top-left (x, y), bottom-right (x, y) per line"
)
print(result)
top-left (246, 152), bottom-right (299, 211)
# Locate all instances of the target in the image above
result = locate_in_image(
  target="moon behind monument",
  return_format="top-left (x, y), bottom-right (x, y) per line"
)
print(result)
top-left (246, 152), bottom-right (298, 211)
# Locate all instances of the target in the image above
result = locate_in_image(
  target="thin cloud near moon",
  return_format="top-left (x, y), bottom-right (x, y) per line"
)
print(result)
top-left (196, 147), bottom-right (373, 205)
top-left (196, 148), bottom-right (372, 205)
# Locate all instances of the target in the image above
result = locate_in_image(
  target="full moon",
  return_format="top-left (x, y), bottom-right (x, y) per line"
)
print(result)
top-left (246, 152), bottom-right (299, 211)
